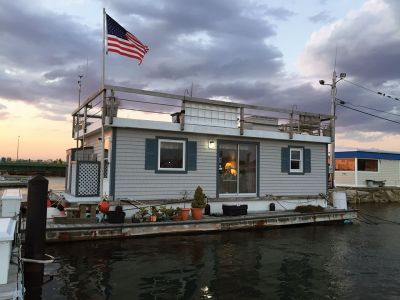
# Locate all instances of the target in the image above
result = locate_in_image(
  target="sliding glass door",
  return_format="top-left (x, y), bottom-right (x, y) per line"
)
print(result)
top-left (218, 142), bottom-right (257, 196)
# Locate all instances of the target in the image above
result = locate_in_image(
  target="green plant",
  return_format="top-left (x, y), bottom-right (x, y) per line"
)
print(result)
top-left (136, 207), bottom-right (149, 220)
top-left (151, 206), bottom-right (159, 216)
top-left (191, 186), bottom-right (206, 208)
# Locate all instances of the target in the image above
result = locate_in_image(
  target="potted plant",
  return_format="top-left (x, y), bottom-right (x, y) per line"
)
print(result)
top-left (135, 207), bottom-right (149, 222)
top-left (179, 190), bottom-right (191, 221)
top-left (150, 206), bottom-right (159, 222)
top-left (173, 207), bottom-right (182, 221)
top-left (191, 186), bottom-right (206, 220)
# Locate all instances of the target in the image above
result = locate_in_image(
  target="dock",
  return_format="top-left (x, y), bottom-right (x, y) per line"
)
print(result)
top-left (43, 209), bottom-right (357, 242)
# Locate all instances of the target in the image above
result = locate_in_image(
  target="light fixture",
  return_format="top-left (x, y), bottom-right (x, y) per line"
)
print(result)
top-left (208, 140), bottom-right (216, 149)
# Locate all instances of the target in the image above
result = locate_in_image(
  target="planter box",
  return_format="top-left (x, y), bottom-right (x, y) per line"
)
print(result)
top-left (222, 204), bottom-right (248, 216)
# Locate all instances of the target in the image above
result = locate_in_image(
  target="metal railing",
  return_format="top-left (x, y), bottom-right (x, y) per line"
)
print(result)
top-left (71, 85), bottom-right (333, 140)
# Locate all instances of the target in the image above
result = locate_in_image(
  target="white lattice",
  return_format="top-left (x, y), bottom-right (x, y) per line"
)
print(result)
top-left (78, 162), bottom-right (100, 196)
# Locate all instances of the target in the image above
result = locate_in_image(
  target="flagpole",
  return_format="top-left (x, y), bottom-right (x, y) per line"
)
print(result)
top-left (100, 8), bottom-right (106, 199)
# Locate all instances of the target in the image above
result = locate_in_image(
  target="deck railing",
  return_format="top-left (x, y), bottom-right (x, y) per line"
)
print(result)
top-left (72, 85), bottom-right (333, 140)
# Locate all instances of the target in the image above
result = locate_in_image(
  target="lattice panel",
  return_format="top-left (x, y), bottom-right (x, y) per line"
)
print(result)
top-left (77, 162), bottom-right (100, 196)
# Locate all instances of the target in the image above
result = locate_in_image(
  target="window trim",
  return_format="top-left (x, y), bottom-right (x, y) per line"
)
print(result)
top-left (357, 158), bottom-right (379, 172)
top-left (290, 147), bottom-right (303, 173)
top-left (157, 138), bottom-right (186, 172)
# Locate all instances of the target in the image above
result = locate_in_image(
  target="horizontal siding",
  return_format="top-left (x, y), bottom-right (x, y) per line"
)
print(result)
top-left (357, 160), bottom-right (400, 186)
top-left (259, 141), bottom-right (327, 196)
top-left (115, 129), bottom-right (217, 200)
top-left (335, 171), bottom-right (356, 186)
top-left (114, 128), bottom-right (328, 200)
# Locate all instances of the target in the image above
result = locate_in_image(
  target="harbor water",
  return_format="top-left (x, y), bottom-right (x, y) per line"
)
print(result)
top-left (42, 203), bottom-right (400, 300)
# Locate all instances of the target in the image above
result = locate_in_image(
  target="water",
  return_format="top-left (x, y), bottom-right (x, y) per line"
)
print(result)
top-left (41, 204), bottom-right (400, 300)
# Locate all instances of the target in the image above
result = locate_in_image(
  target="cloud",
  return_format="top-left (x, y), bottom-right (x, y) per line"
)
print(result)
top-left (308, 11), bottom-right (335, 23)
top-left (0, 103), bottom-right (9, 118)
top-left (298, 0), bottom-right (400, 135)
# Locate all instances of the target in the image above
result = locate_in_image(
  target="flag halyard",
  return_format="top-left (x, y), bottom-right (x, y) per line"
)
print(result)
top-left (106, 14), bottom-right (149, 64)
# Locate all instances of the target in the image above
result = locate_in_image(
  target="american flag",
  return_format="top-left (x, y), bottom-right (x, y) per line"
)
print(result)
top-left (106, 14), bottom-right (149, 64)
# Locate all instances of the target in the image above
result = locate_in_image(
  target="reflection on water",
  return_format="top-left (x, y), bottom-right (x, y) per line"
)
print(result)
top-left (41, 204), bottom-right (400, 299)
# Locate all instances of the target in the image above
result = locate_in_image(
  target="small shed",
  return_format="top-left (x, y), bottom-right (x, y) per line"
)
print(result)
top-left (335, 150), bottom-right (400, 187)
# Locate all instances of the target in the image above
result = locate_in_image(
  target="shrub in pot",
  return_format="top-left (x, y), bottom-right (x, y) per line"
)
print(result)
top-left (191, 186), bottom-right (206, 220)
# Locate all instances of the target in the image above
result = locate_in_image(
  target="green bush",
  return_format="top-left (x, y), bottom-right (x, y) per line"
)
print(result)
top-left (191, 186), bottom-right (206, 208)
top-left (294, 205), bottom-right (324, 213)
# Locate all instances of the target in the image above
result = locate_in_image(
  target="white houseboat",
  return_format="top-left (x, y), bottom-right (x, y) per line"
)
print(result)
top-left (64, 85), bottom-right (333, 213)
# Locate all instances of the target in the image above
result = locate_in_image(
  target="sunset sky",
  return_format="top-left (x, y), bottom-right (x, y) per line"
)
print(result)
top-left (1, 0), bottom-right (400, 159)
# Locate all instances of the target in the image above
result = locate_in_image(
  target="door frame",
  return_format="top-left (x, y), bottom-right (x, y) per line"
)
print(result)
top-left (216, 139), bottom-right (260, 198)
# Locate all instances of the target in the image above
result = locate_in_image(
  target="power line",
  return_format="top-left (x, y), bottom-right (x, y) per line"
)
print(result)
top-left (343, 79), bottom-right (400, 102)
top-left (337, 102), bottom-right (400, 125)
top-left (336, 97), bottom-right (400, 118)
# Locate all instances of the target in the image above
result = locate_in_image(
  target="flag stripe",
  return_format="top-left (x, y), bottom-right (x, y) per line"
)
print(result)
top-left (107, 42), bottom-right (145, 59)
top-left (107, 35), bottom-right (146, 56)
top-left (108, 48), bottom-right (143, 61)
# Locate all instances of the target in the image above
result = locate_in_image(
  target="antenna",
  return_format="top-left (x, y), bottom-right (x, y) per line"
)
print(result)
top-left (334, 45), bottom-right (338, 72)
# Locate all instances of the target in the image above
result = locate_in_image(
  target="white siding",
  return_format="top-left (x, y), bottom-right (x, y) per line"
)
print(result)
top-left (114, 128), bottom-right (328, 200)
top-left (357, 160), bottom-right (400, 187)
top-left (335, 171), bottom-right (356, 187)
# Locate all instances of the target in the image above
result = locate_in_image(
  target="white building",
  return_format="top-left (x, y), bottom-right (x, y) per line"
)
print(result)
top-left (335, 150), bottom-right (400, 187)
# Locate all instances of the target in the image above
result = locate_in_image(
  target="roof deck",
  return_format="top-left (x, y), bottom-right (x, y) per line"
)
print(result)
top-left (72, 85), bottom-right (333, 143)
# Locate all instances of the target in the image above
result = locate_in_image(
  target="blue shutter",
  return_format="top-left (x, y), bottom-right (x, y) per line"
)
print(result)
top-left (187, 141), bottom-right (197, 171)
top-left (145, 139), bottom-right (157, 170)
top-left (281, 147), bottom-right (290, 173)
top-left (304, 148), bottom-right (311, 173)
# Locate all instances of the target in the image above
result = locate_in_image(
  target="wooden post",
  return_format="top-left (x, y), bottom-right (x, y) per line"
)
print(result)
top-left (240, 107), bottom-right (244, 135)
top-left (24, 175), bottom-right (48, 299)
top-left (289, 112), bottom-right (293, 139)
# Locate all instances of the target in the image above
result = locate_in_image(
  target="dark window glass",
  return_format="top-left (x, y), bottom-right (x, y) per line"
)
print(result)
top-left (159, 141), bottom-right (184, 169)
top-left (357, 159), bottom-right (378, 172)
top-left (291, 161), bottom-right (300, 170)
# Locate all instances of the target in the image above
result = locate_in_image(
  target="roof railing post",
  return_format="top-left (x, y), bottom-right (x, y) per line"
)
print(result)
top-left (240, 107), bottom-right (244, 135)
top-left (289, 112), bottom-right (294, 139)
top-left (180, 99), bottom-right (185, 131)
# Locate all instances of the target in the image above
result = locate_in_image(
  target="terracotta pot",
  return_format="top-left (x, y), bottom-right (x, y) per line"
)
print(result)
top-left (173, 215), bottom-right (182, 221)
top-left (150, 215), bottom-right (157, 222)
top-left (180, 208), bottom-right (190, 221)
top-left (191, 208), bottom-right (204, 220)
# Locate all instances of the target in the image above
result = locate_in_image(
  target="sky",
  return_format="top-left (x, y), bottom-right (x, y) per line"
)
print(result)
top-left (1, 0), bottom-right (400, 159)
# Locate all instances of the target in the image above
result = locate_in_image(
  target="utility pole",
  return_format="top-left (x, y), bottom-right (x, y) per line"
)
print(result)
top-left (330, 70), bottom-right (337, 189)
top-left (16, 136), bottom-right (20, 161)
top-left (320, 71), bottom-right (346, 189)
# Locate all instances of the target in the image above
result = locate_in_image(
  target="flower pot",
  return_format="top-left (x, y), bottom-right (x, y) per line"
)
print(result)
top-left (191, 208), bottom-right (204, 220)
top-left (150, 215), bottom-right (157, 222)
top-left (173, 215), bottom-right (182, 221)
top-left (180, 208), bottom-right (190, 221)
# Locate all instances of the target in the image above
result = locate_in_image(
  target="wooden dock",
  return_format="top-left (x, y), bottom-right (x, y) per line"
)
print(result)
top-left (42, 209), bottom-right (357, 242)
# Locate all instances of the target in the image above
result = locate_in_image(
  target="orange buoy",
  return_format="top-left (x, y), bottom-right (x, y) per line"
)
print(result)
top-left (98, 200), bottom-right (110, 213)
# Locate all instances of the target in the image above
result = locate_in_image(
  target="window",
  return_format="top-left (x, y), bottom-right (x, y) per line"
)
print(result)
top-left (290, 148), bottom-right (303, 173)
top-left (335, 158), bottom-right (355, 171)
top-left (158, 139), bottom-right (186, 171)
top-left (358, 159), bottom-right (378, 172)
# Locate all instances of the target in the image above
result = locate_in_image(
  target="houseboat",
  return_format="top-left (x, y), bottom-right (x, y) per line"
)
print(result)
top-left (64, 85), bottom-right (333, 214)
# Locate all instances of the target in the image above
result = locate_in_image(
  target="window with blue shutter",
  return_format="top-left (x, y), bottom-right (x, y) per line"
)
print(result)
top-left (281, 146), bottom-right (311, 175)
top-left (145, 137), bottom-right (197, 173)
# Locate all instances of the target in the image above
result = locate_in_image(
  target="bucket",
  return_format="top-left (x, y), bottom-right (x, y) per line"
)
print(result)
top-left (332, 192), bottom-right (347, 210)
